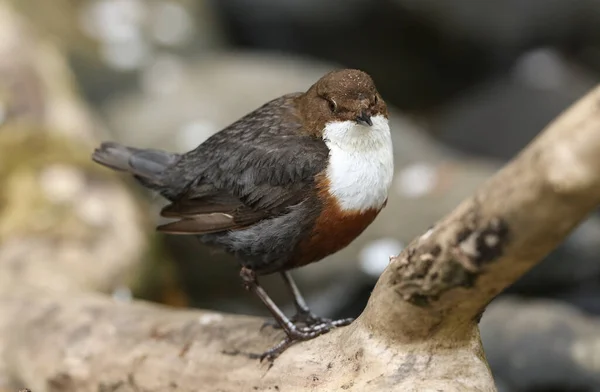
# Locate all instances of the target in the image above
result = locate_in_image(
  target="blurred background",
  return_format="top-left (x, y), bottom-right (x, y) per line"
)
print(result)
top-left (2, 0), bottom-right (600, 391)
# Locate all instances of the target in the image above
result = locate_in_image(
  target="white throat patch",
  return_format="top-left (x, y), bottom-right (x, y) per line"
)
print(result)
top-left (322, 114), bottom-right (394, 212)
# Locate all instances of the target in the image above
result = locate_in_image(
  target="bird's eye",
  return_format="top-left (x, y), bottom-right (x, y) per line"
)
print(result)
top-left (328, 99), bottom-right (337, 113)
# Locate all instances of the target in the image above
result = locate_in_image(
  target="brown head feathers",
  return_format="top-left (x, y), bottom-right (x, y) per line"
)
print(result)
top-left (297, 69), bottom-right (388, 136)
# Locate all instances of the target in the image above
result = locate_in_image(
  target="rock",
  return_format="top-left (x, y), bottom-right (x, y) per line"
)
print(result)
top-left (0, 0), bottom-right (171, 300)
top-left (214, 0), bottom-right (370, 47)
top-left (213, 0), bottom-right (600, 113)
top-left (9, 0), bottom-right (226, 109)
top-left (0, 0), bottom-right (107, 143)
top-left (509, 214), bottom-right (600, 296)
top-left (432, 48), bottom-right (598, 161)
top-left (481, 297), bottom-right (600, 392)
top-left (0, 128), bottom-right (150, 295)
top-left (0, 3), bottom-right (171, 388)
top-left (213, 0), bottom-right (491, 110)
top-left (547, 279), bottom-right (600, 316)
top-left (218, 0), bottom-right (600, 52)
top-left (392, 0), bottom-right (600, 49)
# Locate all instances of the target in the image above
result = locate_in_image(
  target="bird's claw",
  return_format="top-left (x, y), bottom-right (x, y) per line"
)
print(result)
top-left (258, 317), bottom-right (355, 362)
top-left (294, 311), bottom-right (331, 327)
top-left (259, 337), bottom-right (294, 362)
top-left (262, 310), bottom-right (348, 331)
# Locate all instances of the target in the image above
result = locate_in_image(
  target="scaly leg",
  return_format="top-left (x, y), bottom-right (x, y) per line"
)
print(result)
top-left (239, 267), bottom-right (345, 361)
top-left (282, 271), bottom-right (354, 327)
top-left (262, 271), bottom-right (354, 330)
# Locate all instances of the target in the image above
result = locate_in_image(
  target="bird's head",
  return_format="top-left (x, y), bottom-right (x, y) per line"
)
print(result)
top-left (299, 69), bottom-right (388, 137)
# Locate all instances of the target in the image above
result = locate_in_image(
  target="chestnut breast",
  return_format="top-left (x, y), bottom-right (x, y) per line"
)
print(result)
top-left (291, 113), bottom-right (394, 267)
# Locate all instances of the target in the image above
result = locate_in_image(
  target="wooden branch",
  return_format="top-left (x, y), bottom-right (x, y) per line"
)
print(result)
top-left (361, 83), bottom-right (600, 341)
top-left (2, 287), bottom-right (493, 392)
top-left (3, 84), bottom-right (600, 391)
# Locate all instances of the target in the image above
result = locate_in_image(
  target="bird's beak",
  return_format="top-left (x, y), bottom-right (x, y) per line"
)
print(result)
top-left (356, 111), bottom-right (373, 126)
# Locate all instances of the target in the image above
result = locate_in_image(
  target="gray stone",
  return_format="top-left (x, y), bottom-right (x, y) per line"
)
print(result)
top-left (481, 297), bottom-right (600, 392)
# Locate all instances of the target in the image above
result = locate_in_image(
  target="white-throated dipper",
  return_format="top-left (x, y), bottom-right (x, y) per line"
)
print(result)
top-left (92, 69), bottom-right (394, 360)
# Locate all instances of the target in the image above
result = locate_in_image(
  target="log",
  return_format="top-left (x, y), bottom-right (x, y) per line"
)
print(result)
top-left (3, 84), bottom-right (600, 391)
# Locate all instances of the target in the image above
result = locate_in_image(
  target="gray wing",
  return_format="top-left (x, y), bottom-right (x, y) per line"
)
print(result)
top-left (157, 94), bottom-right (329, 234)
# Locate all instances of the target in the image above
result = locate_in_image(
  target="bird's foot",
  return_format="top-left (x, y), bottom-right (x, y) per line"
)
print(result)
top-left (292, 310), bottom-right (332, 327)
top-left (259, 317), bottom-right (354, 362)
top-left (260, 311), bottom-right (324, 330)
top-left (258, 320), bottom-right (341, 362)
top-left (261, 309), bottom-right (353, 331)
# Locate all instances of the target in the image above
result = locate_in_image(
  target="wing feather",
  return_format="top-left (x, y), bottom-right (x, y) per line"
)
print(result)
top-left (156, 94), bottom-right (329, 235)
top-left (157, 212), bottom-right (236, 234)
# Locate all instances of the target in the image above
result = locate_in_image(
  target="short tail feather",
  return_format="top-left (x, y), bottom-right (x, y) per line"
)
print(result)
top-left (92, 142), bottom-right (179, 186)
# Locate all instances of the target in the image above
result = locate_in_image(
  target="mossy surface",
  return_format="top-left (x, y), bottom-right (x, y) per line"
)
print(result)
top-left (0, 126), bottom-right (184, 302)
top-left (0, 126), bottom-right (105, 241)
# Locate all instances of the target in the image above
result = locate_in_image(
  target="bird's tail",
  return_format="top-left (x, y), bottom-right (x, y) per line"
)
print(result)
top-left (92, 142), bottom-right (180, 187)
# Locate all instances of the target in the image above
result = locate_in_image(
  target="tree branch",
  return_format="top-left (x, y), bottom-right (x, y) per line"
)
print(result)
top-left (3, 84), bottom-right (600, 390)
top-left (361, 84), bottom-right (600, 341)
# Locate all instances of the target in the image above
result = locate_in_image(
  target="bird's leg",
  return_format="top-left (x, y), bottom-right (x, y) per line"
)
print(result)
top-left (239, 267), bottom-right (344, 361)
top-left (262, 271), bottom-right (354, 330)
top-left (281, 271), bottom-right (330, 326)
top-left (258, 270), bottom-right (325, 330)
top-left (240, 267), bottom-right (301, 336)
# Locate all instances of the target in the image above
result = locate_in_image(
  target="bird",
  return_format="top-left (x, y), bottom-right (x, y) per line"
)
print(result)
top-left (91, 68), bottom-right (394, 360)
